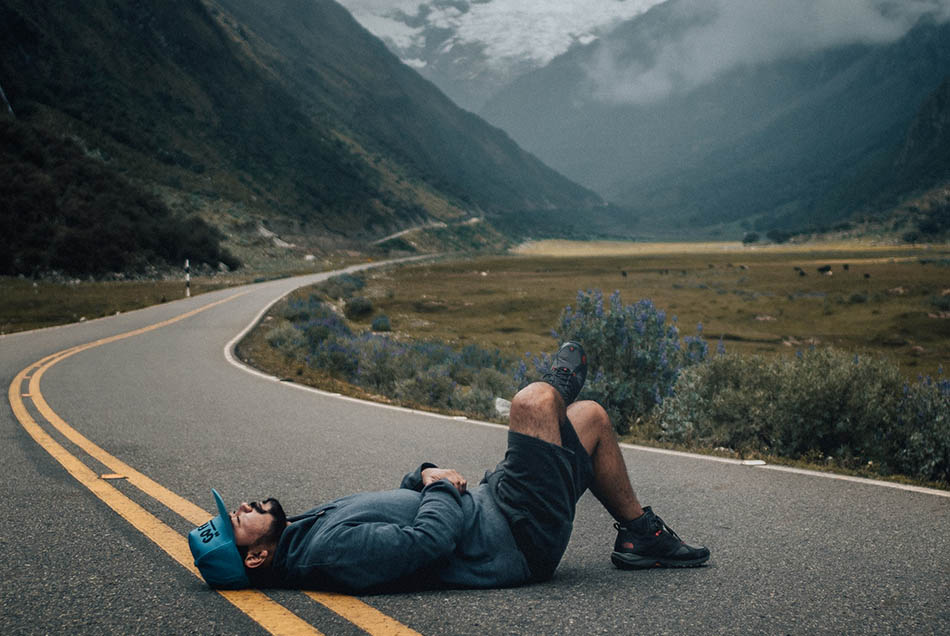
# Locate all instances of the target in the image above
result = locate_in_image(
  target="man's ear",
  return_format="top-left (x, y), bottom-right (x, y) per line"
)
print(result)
top-left (244, 546), bottom-right (270, 569)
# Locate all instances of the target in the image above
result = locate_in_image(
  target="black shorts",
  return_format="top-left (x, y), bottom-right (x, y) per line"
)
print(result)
top-left (485, 416), bottom-right (594, 581)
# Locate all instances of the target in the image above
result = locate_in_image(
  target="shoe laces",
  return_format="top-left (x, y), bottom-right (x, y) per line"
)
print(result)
top-left (615, 515), bottom-right (683, 541)
top-left (657, 518), bottom-right (683, 542)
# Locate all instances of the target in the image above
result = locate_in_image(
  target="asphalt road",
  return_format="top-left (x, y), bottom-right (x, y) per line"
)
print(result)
top-left (2, 265), bottom-right (948, 635)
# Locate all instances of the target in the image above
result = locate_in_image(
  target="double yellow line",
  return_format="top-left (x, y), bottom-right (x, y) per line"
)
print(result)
top-left (8, 293), bottom-right (421, 636)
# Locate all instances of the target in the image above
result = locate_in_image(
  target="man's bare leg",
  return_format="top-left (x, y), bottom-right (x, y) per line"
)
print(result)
top-left (566, 399), bottom-right (644, 523)
top-left (513, 341), bottom-right (710, 569)
top-left (510, 377), bottom-right (709, 569)
top-left (508, 382), bottom-right (643, 523)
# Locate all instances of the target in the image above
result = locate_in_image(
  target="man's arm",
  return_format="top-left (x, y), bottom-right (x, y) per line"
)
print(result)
top-left (400, 462), bottom-right (438, 490)
top-left (312, 479), bottom-right (465, 590)
top-left (400, 464), bottom-right (468, 494)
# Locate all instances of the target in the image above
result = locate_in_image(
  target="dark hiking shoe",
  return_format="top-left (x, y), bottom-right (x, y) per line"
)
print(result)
top-left (541, 341), bottom-right (588, 405)
top-left (612, 507), bottom-right (710, 569)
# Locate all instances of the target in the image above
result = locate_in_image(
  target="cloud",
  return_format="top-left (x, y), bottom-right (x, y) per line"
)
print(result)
top-left (349, 12), bottom-right (424, 50)
top-left (443, 0), bottom-right (663, 67)
top-left (340, 0), bottom-right (665, 69)
top-left (587, 0), bottom-right (950, 104)
top-left (341, 0), bottom-right (421, 16)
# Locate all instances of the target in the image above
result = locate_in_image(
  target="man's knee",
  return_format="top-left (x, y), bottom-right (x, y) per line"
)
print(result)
top-left (511, 382), bottom-right (561, 417)
top-left (567, 400), bottom-right (611, 431)
top-left (566, 400), bottom-right (613, 454)
top-left (509, 382), bottom-right (563, 444)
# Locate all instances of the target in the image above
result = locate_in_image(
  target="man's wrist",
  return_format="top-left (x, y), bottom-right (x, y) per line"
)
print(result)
top-left (400, 462), bottom-right (438, 491)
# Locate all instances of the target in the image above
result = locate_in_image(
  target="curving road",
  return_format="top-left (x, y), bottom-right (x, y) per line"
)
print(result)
top-left (2, 265), bottom-right (948, 635)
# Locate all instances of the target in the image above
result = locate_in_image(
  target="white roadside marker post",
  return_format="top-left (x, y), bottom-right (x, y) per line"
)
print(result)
top-left (185, 259), bottom-right (191, 298)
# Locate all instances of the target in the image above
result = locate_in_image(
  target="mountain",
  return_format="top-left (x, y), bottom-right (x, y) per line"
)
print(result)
top-left (215, 0), bottom-right (600, 211)
top-left (336, 0), bottom-right (661, 113)
top-left (480, 2), bottom-right (950, 235)
top-left (814, 77), bottom-right (950, 239)
top-left (885, 77), bottom-right (950, 202)
top-left (339, 0), bottom-right (530, 113)
top-left (0, 0), bottom-right (602, 274)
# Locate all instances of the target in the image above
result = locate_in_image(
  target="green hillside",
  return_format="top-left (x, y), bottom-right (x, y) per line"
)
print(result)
top-left (212, 0), bottom-right (600, 216)
top-left (0, 120), bottom-right (238, 276)
top-left (0, 0), bottom-right (602, 276)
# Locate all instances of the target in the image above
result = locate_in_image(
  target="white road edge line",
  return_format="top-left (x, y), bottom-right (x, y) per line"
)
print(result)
top-left (755, 464), bottom-right (950, 498)
top-left (223, 266), bottom-right (950, 500)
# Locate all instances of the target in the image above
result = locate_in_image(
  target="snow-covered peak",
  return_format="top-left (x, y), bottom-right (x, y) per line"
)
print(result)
top-left (338, 0), bottom-right (663, 110)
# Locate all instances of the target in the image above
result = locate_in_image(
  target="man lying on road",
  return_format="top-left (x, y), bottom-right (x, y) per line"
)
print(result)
top-left (189, 342), bottom-right (710, 590)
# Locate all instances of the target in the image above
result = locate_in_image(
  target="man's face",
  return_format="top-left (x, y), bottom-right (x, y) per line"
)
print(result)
top-left (230, 500), bottom-right (275, 547)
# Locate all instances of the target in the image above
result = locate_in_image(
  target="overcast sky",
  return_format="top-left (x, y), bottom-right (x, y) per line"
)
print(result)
top-left (338, 0), bottom-right (950, 104)
top-left (588, 0), bottom-right (950, 104)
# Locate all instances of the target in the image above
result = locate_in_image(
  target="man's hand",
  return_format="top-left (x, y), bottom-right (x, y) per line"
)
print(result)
top-left (421, 467), bottom-right (467, 494)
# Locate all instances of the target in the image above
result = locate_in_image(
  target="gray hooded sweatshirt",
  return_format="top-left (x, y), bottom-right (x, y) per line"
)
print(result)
top-left (264, 463), bottom-right (531, 591)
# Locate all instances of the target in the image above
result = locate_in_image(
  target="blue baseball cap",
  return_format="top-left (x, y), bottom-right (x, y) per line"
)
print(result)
top-left (188, 489), bottom-right (250, 589)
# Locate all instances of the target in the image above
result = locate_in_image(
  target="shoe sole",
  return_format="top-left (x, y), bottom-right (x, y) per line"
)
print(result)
top-left (611, 551), bottom-right (710, 570)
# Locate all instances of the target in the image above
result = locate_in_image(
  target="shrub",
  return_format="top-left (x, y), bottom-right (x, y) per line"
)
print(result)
top-left (310, 340), bottom-right (360, 379)
top-left (652, 353), bottom-right (777, 452)
top-left (766, 229), bottom-right (793, 244)
top-left (917, 199), bottom-right (949, 236)
top-left (0, 120), bottom-right (239, 277)
top-left (742, 232), bottom-right (760, 244)
top-left (351, 335), bottom-right (406, 393)
top-left (318, 273), bottom-right (365, 300)
top-left (266, 294), bottom-right (518, 417)
top-left (344, 296), bottom-right (373, 319)
top-left (371, 314), bottom-right (392, 332)
top-left (653, 350), bottom-right (949, 483)
top-left (892, 377), bottom-right (950, 483)
top-left (932, 295), bottom-right (950, 311)
top-left (471, 367), bottom-right (515, 397)
top-left (394, 364), bottom-right (457, 408)
top-left (279, 294), bottom-right (324, 322)
top-left (278, 296), bottom-right (352, 346)
top-left (519, 290), bottom-right (708, 433)
top-left (264, 321), bottom-right (301, 353)
top-left (451, 386), bottom-right (498, 419)
top-left (767, 351), bottom-right (902, 462)
top-left (302, 310), bottom-right (352, 349)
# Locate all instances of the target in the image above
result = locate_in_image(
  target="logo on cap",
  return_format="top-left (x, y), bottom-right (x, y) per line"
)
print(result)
top-left (196, 519), bottom-right (220, 543)
top-left (187, 489), bottom-right (250, 589)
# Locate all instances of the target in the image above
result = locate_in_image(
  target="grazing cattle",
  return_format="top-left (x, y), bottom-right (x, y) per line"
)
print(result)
top-left (817, 265), bottom-right (832, 274)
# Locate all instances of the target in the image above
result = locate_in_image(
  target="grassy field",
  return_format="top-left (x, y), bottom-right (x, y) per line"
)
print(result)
top-left (0, 269), bottom-right (317, 334)
top-left (0, 248), bottom-right (367, 335)
top-left (5, 241), bottom-right (948, 379)
top-left (0, 277), bottom-right (226, 334)
top-left (350, 241), bottom-right (950, 380)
